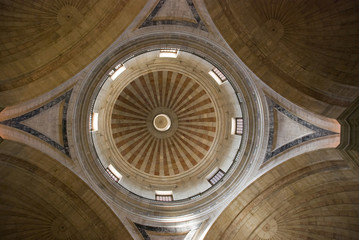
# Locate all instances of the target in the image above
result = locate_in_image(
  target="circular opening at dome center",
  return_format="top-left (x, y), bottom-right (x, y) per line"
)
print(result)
top-left (153, 114), bottom-right (171, 131)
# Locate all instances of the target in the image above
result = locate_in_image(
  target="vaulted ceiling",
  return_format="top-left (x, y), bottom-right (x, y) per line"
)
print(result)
top-left (205, 0), bottom-right (359, 118)
top-left (0, 0), bottom-right (358, 239)
top-left (0, 0), bottom-right (146, 106)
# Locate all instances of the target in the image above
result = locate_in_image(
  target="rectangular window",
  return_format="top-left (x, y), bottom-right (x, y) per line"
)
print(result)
top-left (90, 112), bottom-right (99, 132)
top-left (159, 48), bottom-right (179, 58)
top-left (106, 164), bottom-right (122, 183)
top-left (110, 64), bottom-right (126, 80)
top-left (231, 118), bottom-right (243, 135)
top-left (155, 195), bottom-right (173, 201)
top-left (213, 68), bottom-right (226, 82)
top-left (209, 68), bottom-right (226, 85)
top-left (155, 190), bottom-right (174, 201)
top-left (235, 118), bottom-right (243, 135)
top-left (208, 169), bottom-right (225, 185)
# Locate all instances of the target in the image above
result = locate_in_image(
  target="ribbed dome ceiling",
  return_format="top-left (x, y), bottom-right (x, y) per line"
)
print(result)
top-left (0, 0), bottom-right (146, 105)
top-left (91, 49), bottom-right (243, 200)
top-left (205, 0), bottom-right (359, 117)
top-left (111, 71), bottom-right (216, 176)
top-left (205, 149), bottom-right (359, 239)
top-left (0, 144), bottom-right (132, 240)
top-left (0, 0), bottom-right (140, 86)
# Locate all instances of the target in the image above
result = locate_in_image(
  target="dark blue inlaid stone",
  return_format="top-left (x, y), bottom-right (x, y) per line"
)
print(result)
top-left (140, 0), bottom-right (207, 31)
top-left (264, 97), bottom-right (337, 163)
top-left (0, 89), bottom-right (73, 157)
top-left (134, 222), bottom-right (201, 240)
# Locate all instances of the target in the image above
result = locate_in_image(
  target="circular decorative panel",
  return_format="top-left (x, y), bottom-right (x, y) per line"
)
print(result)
top-left (111, 71), bottom-right (216, 176)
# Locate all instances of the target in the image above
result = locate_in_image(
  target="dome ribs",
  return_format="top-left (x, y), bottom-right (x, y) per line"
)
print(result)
top-left (139, 75), bottom-right (157, 109)
top-left (176, 131), bottom-right (210, 151)
top-left (168, 76), bottom-right (190, 109)
top-left (168, 138), bottom-right (189, 172)
top-left (135, 138), bottom-right (155, 170)
top-left (172, 82), bottom-right (200, 111)
top-left (158, 71), bottom-right (164, 106)
top-left (180, 117), bottom-right (216, 123)
top-left (161, 139), bottom-right (170, 176)
top-left (120, 132), bottom-right (151, 157)
top-left (163, 71), bottom-right (173, 108)
top-left (116, 129), bottom-right (147, 149)
top-left (112, 126), bottom-right (146, 139)
top-left (116, 95), bottom-right (150, 114)
top-left (148, 72), bottom-right (160, 107)
top-left (130, 137), bottom-right (155, 169)
top-left (144, 139), bottom-right (159, 174)
top-left (128, 81), bottom-right (154, 112)
top-left (111, 70), bottom-right (217, 177)
top-left (176, 98), bottom-right (212, 117)
top-left (173, 134), bottom-right (204, 161)
top-left (111, 122), bottom-right (143, 128)
top-left (123, 86), bottom-right (151, 112)
top-left (112, 106), bottom-right (147, 118)
top-left (119, 140), bottom-right (148, 159)
top-left (174, 89), bottom-right (207, 113)
top-left (177, 107), bottom-right (215, 119)
top-left (154, 139), bottom-right (162, 175)
top-left (165, 139), bottom-right (180, 175)
top-left (111, 114), bottom-right (145, 121)
top-left (127, 135), bottom-right (153, 164)
top-left (166, 73), bottom-right (185, 108)
top-left (180, 124), bottom-right (216, 132)
top-left (177, 127), bottom-right (214, 142)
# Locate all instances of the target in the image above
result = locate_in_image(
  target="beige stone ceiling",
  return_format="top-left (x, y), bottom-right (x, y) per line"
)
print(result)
top-left (90, 50), bottom-right (243, 200)
top-left (206, 149), bottom-right (359, 240)
top-left (205, 0), bottom-right (359, 118)
top-left (112, 70), bottom-right (216, 177)
top-left (0, 141), bottom-right (132, 240)
top-left (0, 0), bottom-right (146, 106)
top-left (0, 0), bottom-right (358, 239)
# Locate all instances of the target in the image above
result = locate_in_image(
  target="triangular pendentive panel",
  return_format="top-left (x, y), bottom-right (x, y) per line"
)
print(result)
top-left (264, 97), bottom-right (337, 163)
top-left (0, 89), bottom-right (72, 157)
top-left (140, 0), bottom-right (207, 31)
top-left (134, 222), bottom-right (201, 240)
top-left (273, 109), bottom-right (316, 149)
top-left (21, 100), bottom-right (65, 145)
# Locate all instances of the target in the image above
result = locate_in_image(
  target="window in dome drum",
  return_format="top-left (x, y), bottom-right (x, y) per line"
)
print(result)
top-left (155, 194), bottom-right (173, 202)
top-left (231, 117), bottom-right (243, 135)
top-left (159, 48), bottom-right (179, 58)
top-left (208, 169), bottom-right (225, 185)
top-left (106, 164), bottom-right (122, 183)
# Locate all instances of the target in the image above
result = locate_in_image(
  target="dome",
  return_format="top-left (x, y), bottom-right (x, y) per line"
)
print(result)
top-left (1, 0), bottom-right (357, 239)
top-left (206, 0), bottom-right (359, 117)
top-left (0, 0), bottom-right (144, 105)
top-left (90, 49), bottom-right (245, 200)
top-left (111, 70), bottom-right (217, 176)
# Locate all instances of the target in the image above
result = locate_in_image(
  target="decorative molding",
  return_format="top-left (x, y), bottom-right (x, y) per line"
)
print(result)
top-left (337, 95), bottom-right (359, 151)
top-left (0, 89), bottom-right (72, 157)
top-left (264, 97), bottom-right (337, 163)
top-left (337, 96), bottom-right (359, 174)
top-left (140, 0), bottom-right (207, 31)
top-left (134, 222), bottom-right (201, 240)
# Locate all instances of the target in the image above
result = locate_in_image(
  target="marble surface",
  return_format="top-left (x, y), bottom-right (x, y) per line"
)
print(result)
top-left (134, 222), bottom-right (201, 240)
top-left (0, 90), bottom-right (72, 157)
top-left (140, 0), bottom-right (207, 31)
top-left (264, 97), bottom-right (337, 162)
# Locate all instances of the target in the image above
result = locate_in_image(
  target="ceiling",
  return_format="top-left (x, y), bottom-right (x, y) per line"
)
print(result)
top-left (0, 0), bottom-right (358, 239)
top-left (205, 0), bottom-right (359, 118)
